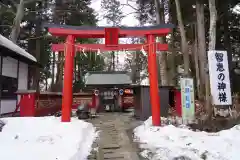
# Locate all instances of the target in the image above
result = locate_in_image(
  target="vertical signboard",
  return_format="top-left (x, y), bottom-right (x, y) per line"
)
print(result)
top-left (208, 50), bottom-right (232, 105)
top-left (180, 78), bottom-right (195, 120)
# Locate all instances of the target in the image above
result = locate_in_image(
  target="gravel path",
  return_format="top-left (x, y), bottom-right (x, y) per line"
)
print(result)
top-left (87, 111), bottom-right (143, 160)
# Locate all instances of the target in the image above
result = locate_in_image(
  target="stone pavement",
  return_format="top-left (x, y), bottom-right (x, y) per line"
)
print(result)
top-left (87, 111), bottom-right (142, 160)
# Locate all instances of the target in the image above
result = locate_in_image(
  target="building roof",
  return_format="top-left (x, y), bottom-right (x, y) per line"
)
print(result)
top-left (85, 71), bottom-right (132, 86)
top-left (0, 34), bottom-right (37, 63)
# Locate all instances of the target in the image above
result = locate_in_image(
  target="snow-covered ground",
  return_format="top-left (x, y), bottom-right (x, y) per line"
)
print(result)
top-left (0, 117), bottom-right (97, 160)
top-left (134, 117), bottom-right (240, 160)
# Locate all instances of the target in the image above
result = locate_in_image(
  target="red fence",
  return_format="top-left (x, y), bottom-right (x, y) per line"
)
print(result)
top-left (16, 90), bottom-right (93, 117)
top-left (72, 93), bottom-right (93, 109)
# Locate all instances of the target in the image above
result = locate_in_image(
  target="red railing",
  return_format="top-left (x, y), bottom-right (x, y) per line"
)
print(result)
top-left (16, 90), bottom-right (93, 117)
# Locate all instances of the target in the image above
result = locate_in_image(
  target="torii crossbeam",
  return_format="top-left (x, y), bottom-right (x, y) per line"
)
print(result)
top-left (45, 23), bottom-right (174, 126)
top-left (52, 43), bottom-right (169, 52)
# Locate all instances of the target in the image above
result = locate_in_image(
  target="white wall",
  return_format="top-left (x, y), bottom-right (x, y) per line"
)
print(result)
top-left (0, 100), bottom-right (17, 114)
top-left (0, 57), bottom-right (28, 114)
top-left (18, 62), bottom-right (28, 90)
top-left (2, 57), bottom-right (18, 78)
top-left (17, 62), bottom-right (28, 106)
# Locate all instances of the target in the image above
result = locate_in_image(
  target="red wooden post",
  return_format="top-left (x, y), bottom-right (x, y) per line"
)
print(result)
top-left (62, 35), bottom-right (75, 122)
top-left (147, 34), bottom-right (161, 126)
top-left (19, 93), bottom-right (36, 117)
top-left (175, 89), bottom-right (182, 117)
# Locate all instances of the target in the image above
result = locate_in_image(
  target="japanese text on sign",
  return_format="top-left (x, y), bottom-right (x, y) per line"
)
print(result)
top-left (180, 78), bottom-right (195, 120)
top-left (208, 50), bottom-right (232, 105)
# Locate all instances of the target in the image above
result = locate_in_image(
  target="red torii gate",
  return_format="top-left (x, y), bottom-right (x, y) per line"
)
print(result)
top-left (45, 24), bottom-right (173, 126)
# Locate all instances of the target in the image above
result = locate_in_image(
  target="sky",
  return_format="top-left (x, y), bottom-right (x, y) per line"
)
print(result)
top-left (89, 0), bottom-right (139, 64)
top-left (90, 0), bottom-right (139, 26)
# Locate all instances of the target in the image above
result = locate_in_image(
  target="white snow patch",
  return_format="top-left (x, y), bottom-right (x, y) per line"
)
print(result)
top-left (0, 117), bottom-right (97, 160)
top-left (134, 116), bottom-right (240, 160)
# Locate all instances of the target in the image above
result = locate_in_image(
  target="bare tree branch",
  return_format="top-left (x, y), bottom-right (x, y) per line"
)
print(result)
top-left (10, 0), bottom-right (24, 43)
top-left (0, 2), bottom-right (16, 15)
top-left (8, 0), bottom-right (18, 8)
top-left (122, 11), bottom-right (140, 17)
top-left (0, 25), bottom-right (12, 27)
top-left (23, 0), bottom-right (43, 4)
top-left (121, 0), bottom-right (139, 11)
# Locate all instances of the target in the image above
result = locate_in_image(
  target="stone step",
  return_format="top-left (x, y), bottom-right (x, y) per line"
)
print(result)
top-left (102, 144), bottom-right (121, 149)
top-left (104, 153), bottom-right (124, 159)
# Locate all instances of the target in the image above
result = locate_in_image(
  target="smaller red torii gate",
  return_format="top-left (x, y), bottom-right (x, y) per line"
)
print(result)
top-left (45, 24), bottom-right (173, 126)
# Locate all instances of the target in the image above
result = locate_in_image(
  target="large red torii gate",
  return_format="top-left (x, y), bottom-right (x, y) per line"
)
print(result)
top-left (45, 24), bottom-right (173, 126)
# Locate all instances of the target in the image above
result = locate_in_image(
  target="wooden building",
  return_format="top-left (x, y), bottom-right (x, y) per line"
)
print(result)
top-left (0, 34), bottom-right (38, 115)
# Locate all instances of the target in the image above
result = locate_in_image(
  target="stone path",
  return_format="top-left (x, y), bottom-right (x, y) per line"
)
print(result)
top-left (87, 111), bottom-right (142, 160)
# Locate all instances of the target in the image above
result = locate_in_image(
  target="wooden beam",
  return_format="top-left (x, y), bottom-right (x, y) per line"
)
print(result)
top-left (45, 24), bottom-right (174, 37)
top-left (48, 28), bottom-right (171, 38)
top-left (51, 43), bottom-right (169, 52)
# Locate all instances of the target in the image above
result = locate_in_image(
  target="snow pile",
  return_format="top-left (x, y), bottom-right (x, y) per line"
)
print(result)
top-left (0, 117), bottom-right (97, 160)
top-left (134, 117), bottom-right (240, 160)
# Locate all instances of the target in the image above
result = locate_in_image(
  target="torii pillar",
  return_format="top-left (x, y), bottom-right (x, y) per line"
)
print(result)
top-left (62, 35), bottom-right (75, 122)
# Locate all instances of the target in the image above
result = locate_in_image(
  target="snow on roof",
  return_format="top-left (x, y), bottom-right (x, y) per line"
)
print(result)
top-left (0, 34), bottom-right (37, 62)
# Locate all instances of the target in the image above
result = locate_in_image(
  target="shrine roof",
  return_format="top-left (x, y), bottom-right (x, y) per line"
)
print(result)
top-left (85, 71), bottom-right (132, 86)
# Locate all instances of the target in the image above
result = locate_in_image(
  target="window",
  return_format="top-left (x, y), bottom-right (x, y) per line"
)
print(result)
top-left (0, 75), bottom-right (18, 99)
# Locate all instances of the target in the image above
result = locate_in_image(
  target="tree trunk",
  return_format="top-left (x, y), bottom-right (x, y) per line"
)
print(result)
top-left (45, 76), bottom-right (48, 91)
top-left (193, 28), bottom-right (201, 99)
top-left (196, 0), bottom-right (207, 100)
top-left (74, 56), bottom-right (77, 82)
top-left (131, 51), bottom-right (137, 84)
top-left (54, 53), bottom-right (63, 92)
top-left (175, 0), bottom-right (190, 76)
top-left (168, 0), bottom-right (177, 86)
top-left (208, 0), bottom-right (217, 51)
top-left (78, 60), bottom-right (81, 81)
top-left (51, 52), bottom-right (55, 90)
top-left (154, 0), bottom-right (168, 86)
top-left (223, 2), bottom-right (232, 90)
top-left (112, 51), bottom-right (115, 71)
top-left (33, 35), bottom-right (41, 92)
top-left (51, 0), bottom-right (63, 92)
top-left (33, 1), bottom-right (42, 92)
top-left (10, 0), bottom-right (24, 43)
top-left (207, 0), bottom-right (217, 117)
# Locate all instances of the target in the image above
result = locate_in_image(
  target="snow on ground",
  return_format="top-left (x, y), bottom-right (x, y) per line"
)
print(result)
top-left (0, 117), bottom-right (97, 160)
top-left (134, 117), bottom-right (240, 160)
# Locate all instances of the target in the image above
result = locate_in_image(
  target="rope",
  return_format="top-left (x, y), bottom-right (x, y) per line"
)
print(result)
top-left (63, 41), bottom-right (159, 52)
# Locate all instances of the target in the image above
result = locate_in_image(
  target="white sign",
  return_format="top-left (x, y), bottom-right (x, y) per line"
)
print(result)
top-left (208, 50), bottom-right (232, 105)
top-left (180, 78), bottom-right (195, 120)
